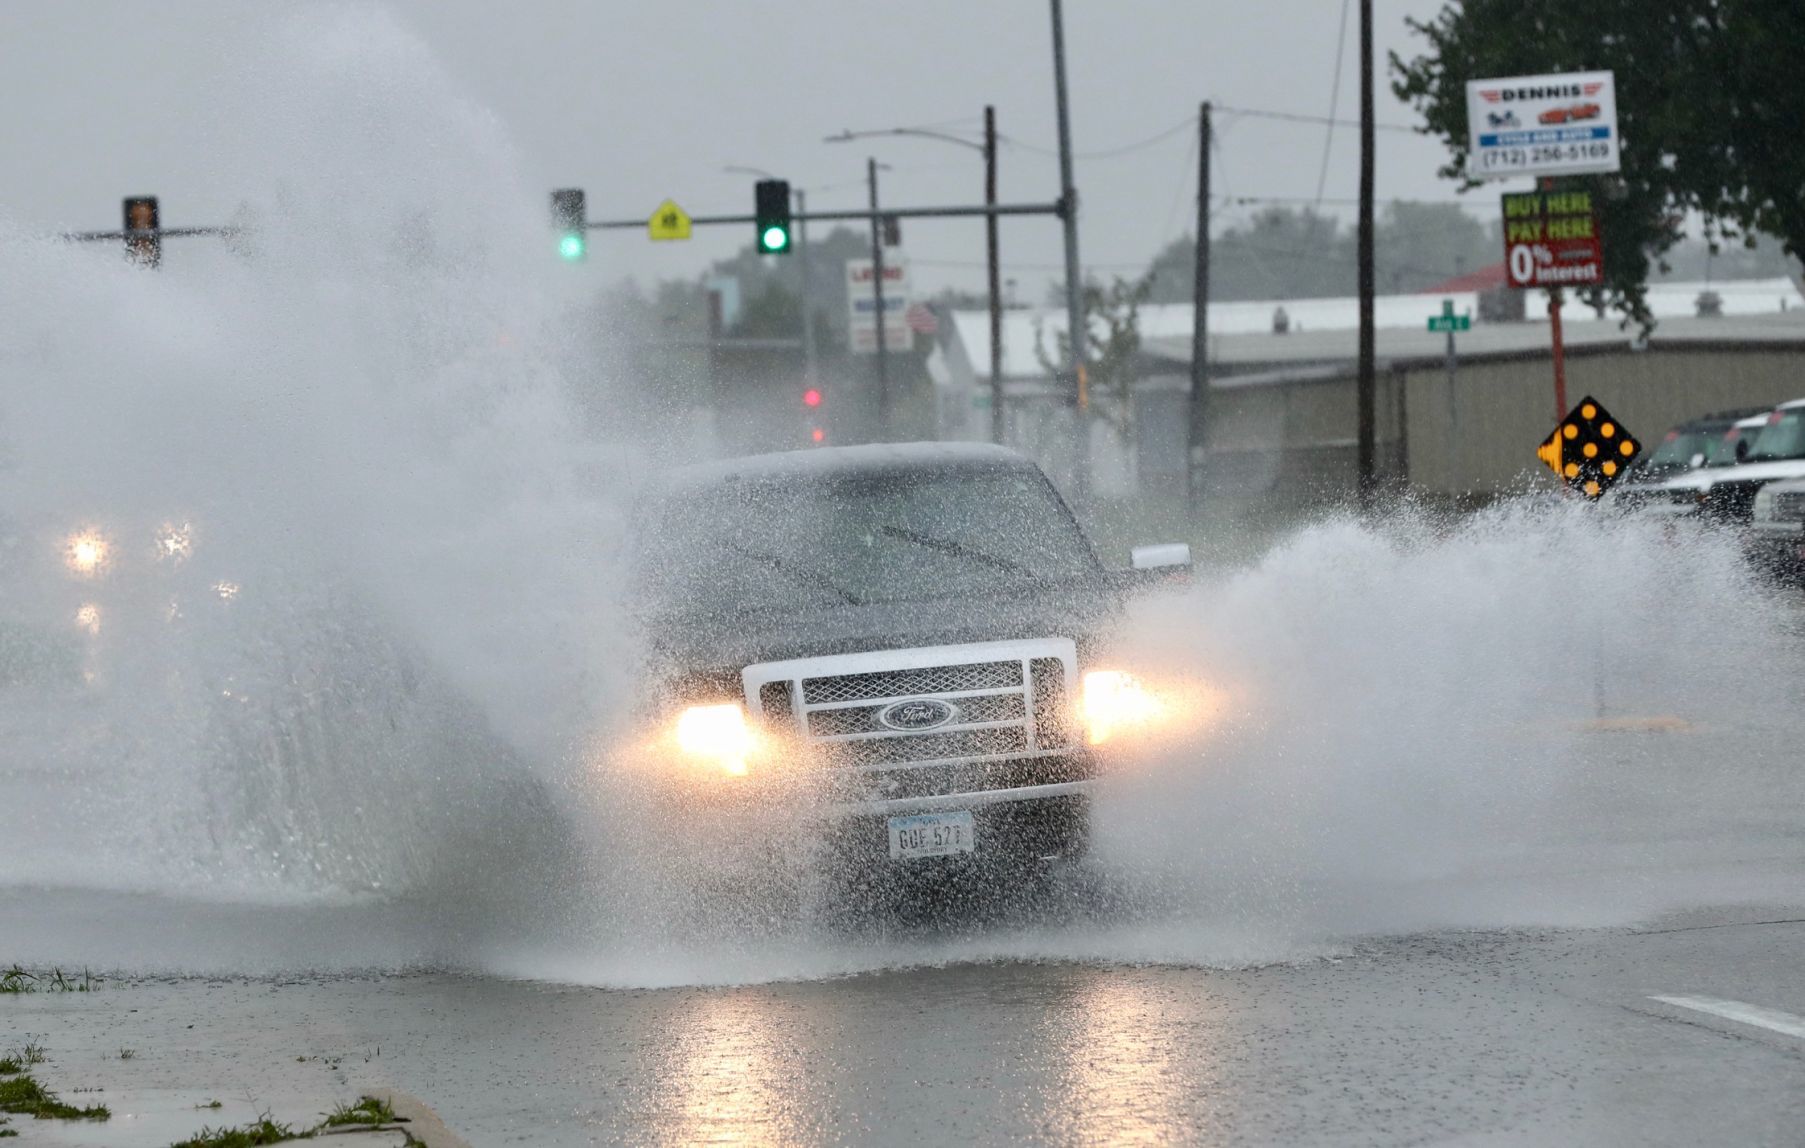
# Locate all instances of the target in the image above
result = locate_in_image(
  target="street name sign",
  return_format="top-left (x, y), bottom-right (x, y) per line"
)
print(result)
top-left (647, 199), bottom-right (692, 241)
top-left (1466, 70), bottom-right (1620, 179)
top-left (1502, 189), bottom-right (1604, 288)
top-left (1537, 395), bottom-right (1640, 499)
top-left (1427, 299), bottom-right (1471, 332)
top-left (846, 258), bottom-right (912, 353)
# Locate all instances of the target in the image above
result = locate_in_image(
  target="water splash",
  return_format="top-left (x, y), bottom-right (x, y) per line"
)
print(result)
top-left (3, 11), bottom-right (1800, 986)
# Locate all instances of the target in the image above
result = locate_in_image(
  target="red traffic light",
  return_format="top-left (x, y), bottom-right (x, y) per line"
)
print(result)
top-left (802, 388), bottom-right (822, 408)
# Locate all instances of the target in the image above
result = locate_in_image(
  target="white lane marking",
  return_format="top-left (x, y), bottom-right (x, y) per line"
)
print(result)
top-left (1650, 995), bottom-right (1805, 1040)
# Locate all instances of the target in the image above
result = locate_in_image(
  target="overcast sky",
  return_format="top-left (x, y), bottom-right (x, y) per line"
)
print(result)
top-left (1, 0), bottom-right (1463, 298)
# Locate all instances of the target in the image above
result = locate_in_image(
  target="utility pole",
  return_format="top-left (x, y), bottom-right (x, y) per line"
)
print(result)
top-left (796, 186), bottom-right (817, 394)
top-left (868, 156), bottom-right (889, 435)
top-left (1049, 0), bottom-right (1088, 492)
top-left (1187, 102), bottom-right (1213, 506)
top-left (1355, 0), bottom-right (1378, 511)
top-left (985, 105), bottom-right (1005, 446)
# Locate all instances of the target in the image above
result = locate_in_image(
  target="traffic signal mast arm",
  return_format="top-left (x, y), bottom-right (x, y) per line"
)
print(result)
top-left (63, 225), bottom-right (237, 241)
top-left (580, 200), bottom-right (1065, 230)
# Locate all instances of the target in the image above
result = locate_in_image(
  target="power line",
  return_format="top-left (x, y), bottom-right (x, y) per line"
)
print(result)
top-left (1214, 103), bottom-right (1417, 133)
top-left (1002, 116), bottom-right (1201, 160)
top-left (1314, 0), bottom-right (1354, 206)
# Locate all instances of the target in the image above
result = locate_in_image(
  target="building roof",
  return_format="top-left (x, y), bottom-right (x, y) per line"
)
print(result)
top-left (943, 278), bottom-right (1805, 383)
top-left (1147, 304), bottom-right (1805, 375)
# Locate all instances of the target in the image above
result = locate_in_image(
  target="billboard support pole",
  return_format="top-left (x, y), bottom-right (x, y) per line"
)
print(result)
top-left (1549, 287), bottom-right (1568, 422)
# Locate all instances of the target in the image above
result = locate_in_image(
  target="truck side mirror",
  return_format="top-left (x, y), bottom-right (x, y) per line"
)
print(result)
top-left (1131, 543), bottom-right (1192, 571)
top-left (1125, 543), bottom-right (1193, 588)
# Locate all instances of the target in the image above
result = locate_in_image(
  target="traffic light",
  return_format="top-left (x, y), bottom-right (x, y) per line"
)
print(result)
top-left (803, 386), bottom-right (825, 444)
top-left (123, 196), bottom-right (159, 267)
top-left (882, 214), bottom-right (901, 247)
top-left (550, 188), bottom-right (586, 261)
top-left (755, 179), bottom-right (791, 254)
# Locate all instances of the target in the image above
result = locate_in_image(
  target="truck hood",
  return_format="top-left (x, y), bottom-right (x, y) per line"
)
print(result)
top-left (640, 582), bottom-right (1124, 678)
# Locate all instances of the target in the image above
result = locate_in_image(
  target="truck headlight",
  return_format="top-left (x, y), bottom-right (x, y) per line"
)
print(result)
top-left (1081, 669), bottom-right (1163, 745)
top-left (674, 703), bottom-right (755, 775)
top-left (65, 530), bottom-right (110, 577)
top-left (1753, 487), bottom-right (1775, 520)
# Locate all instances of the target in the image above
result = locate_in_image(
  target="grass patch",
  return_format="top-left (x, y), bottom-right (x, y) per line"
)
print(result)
top-left (173, 1096), bottom-right (415, 1147)
top-left (322, 1096), bottom-right (394, 1127)
top-left (0, 1073), bottom-right (110, 1121)
top-left (171, 1116), bottom-right (298, 1147)
top-left (0, 966), bottom-right (99, 993)
top-left (1, 1041), bottom-right (48, 1075)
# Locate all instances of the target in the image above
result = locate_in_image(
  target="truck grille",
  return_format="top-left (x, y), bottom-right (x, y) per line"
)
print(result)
top-left (801, 660), bottom-right (1022, 704)
top-left (745, 639), bottom-right (1079, 777)
top-left (1775, 491), bottom-right (1805, 522)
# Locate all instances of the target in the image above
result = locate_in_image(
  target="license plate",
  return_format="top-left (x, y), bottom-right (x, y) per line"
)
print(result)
top-left (888, 811), bottom-right (976, 860)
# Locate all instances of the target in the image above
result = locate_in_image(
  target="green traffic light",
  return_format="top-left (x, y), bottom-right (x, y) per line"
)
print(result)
top-left (559, 232), bottom-right (586, 261)
top-left (760, 225), bottom-right (790, 253)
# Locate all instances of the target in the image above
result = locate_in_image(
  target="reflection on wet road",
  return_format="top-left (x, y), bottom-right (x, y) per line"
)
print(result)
top-left (15, 912), bottom-right (1805, 1146)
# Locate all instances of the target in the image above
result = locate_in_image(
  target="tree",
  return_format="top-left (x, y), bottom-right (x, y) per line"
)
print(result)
top-left (1145, 203), bottom-right (1500, 304)
top-left (709, 225), bottom-right (870, 345)
top-left (1392, 0), bottom-right (1805, 327)
top-left (1037, 274), bottom-right (1154, 445)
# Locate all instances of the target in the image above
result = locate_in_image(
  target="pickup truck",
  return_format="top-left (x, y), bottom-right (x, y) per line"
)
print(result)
top-left (623, 442), bottom-right (1186, 884)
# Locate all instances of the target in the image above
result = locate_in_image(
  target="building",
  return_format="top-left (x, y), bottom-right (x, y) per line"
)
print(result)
top-left (931, 278), bottom-right (1805, 503)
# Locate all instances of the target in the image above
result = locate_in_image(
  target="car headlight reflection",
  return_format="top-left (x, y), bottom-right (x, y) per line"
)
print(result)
top-left (674, 703), bottom-right (756, 776)
top-left (1081, 669), bottom-right (1164, 745)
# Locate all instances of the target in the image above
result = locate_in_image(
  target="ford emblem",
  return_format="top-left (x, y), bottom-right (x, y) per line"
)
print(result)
top-left (877, 698), bottom-right (956, 731)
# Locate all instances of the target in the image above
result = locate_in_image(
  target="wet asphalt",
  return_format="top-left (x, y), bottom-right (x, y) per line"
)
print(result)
top-left (9, 905), bottom-right (1805, 1146)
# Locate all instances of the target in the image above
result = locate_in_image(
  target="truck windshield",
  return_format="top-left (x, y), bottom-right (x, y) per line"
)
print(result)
top-left (636, 469), bottom-right (1102, 615)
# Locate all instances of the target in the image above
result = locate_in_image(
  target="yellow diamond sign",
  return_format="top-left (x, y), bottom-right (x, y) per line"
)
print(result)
top-left (1538, 394), bottom-right (1640, 499)
top-left (647, 199), bottom-right (692, 241)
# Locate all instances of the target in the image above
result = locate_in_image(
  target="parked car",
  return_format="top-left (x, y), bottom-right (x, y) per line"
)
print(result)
top-left (1618, 408), bottom-right (1770, 486)
top-left (1749, 474), bottom-right (1805, 579)
top-left (1699, 400), bottom-right (1805, 521)
top-left (623, 442), bottom-right (1192, 892)
top-left (1610, 411), bottom-right (1774, 516)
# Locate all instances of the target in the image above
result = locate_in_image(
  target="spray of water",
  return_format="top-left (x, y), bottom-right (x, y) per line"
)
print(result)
top-left (3, 11), bottom-right (1800, 986)
top-left (0, 9), bottom-right (633, 906)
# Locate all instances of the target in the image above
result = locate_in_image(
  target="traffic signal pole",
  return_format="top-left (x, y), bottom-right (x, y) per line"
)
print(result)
top-left (1187, 102), bottom-right (1213, 507)
top-left (1355, 0), bottom-right (1378, 512)
top-left (985, 106), bottom-right (1004, 447)
top-left (1049, 0), bottom-right (1089, 495)
top-left (796, 187), bottom-right (817, 395)
top-left (869, 158), bottom-right (890, 434)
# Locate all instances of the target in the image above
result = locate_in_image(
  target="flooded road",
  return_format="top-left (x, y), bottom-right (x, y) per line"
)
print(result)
top-left (12, 908), bottom-right (1805, 1146)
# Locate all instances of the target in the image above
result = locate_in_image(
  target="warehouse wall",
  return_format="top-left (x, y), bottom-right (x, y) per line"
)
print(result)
top-left (1196, 344), bottom-right (1805, 502)
top-left (1404, 346), bottom-right (1805, 494)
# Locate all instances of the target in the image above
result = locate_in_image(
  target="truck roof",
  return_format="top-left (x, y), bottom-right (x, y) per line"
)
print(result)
top-left (659, 441), bottom-right (1041, 493)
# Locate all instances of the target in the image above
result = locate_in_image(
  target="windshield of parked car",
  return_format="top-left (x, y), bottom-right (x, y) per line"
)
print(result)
top-left (1642, 427), bottom-right (1723, 472)
top-left (1745, 410), bottom-right (1805, 463)
top-left (1706, 424), bottom-right (1765, 466)
top-left (635, 467), bottom-right (1103, 616)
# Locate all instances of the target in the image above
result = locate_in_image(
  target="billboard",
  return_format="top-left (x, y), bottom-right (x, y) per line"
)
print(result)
top-left (846, 258), bottom-right (912, 353)
top-left (1466, 70), bottom-right (1620, 179)
top-left (1502, 188), bottom-right (1603, 287)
